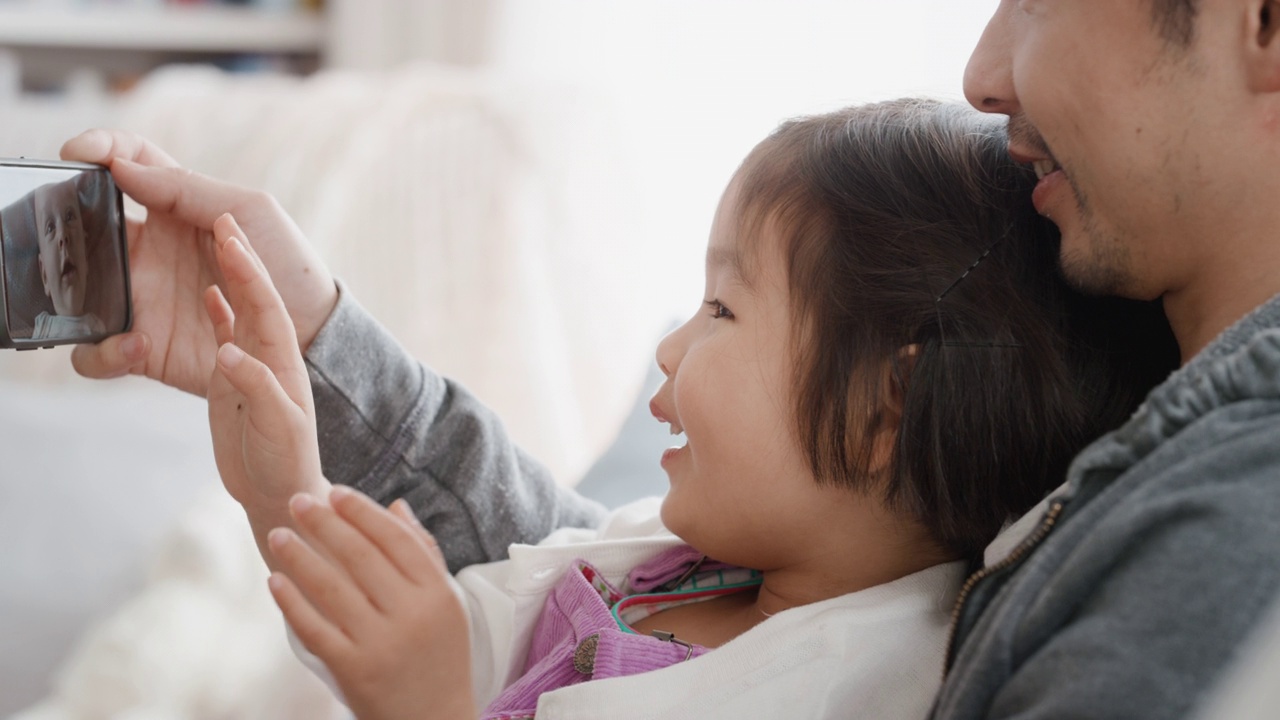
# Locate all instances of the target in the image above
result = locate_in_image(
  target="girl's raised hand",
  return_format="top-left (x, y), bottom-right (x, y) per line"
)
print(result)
top-left (204, 213), bottom-right (329, 563)
top-left (268, 487), bottom-right (476, 720)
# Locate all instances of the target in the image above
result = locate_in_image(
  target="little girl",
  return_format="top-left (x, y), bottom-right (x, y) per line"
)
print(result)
top-left (203, 99), bottom-right (1174, 719)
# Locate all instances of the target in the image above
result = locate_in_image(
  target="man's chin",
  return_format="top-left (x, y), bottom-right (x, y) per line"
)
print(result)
top-left (55, 294), bottom-right (86, 318)
top-left (1057, 221), bottom-right (1138, 298)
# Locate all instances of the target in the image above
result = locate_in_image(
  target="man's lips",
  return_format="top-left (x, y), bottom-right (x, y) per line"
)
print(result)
top-left (1032, 169), bottom-right (1067, 217)
top-left (1007, 147), bottom-right (1065, 217)
top-left (1008, 148), bottom-right (1042, 165)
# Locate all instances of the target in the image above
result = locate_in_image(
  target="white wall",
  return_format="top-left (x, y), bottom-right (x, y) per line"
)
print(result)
top-left (486, 0), bottom-right (998, 319)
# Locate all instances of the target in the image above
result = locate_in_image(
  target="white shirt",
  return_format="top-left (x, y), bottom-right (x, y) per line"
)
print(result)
top-left (296, 498), bottom-right (967, 720)
top-left (30, 311), bottom-right (105, 341)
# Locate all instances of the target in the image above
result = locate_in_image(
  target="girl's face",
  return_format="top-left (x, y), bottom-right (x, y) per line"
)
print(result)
top-left (650, 181), bottom-right (869, 570)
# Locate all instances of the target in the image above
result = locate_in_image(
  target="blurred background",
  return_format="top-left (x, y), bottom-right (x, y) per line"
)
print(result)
top-left (0, 0), bottom-right (995, 716)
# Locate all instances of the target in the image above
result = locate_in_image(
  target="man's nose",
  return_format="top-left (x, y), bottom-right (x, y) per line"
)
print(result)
top-left (963, 6), bottom-right (1022, 117)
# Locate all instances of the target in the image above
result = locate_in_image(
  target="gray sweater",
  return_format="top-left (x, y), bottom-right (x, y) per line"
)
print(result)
top-left (305, 287), bottom-right (1280, 717)
top-left (304, 289), bottom-right (606, 574)
top-left (933, 294), bottom-right (1280, 719)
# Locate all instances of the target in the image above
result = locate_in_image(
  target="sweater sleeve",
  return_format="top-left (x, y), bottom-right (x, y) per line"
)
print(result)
top-left (303, 285), bottom-right (608, 574)
top-left (981, 420), bottom-right (1280, 720)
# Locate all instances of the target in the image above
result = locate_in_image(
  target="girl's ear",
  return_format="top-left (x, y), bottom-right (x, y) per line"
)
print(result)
top-left (865, 344), bottom-right (920, 478)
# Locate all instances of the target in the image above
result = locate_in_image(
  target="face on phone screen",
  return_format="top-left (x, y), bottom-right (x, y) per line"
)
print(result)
top-left (0, 164), bottom-right (129, 347)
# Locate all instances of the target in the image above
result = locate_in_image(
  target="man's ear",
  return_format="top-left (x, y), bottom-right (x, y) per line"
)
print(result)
top-left (1246, 0), bottom-right (1280, 92)
top-left (865, 345), bottom-right (920, 478)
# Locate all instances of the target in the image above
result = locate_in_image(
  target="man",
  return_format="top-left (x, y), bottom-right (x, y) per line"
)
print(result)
top-left (30, 178), bottom-right (105, 341)
top-left (60, 0), bottom-right (1280, 715)
top-left (932, 1), bottom-right (1280, 717)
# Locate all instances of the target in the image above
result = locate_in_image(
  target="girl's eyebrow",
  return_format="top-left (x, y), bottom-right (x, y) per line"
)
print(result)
top-left (707, 246), bottom-right (746, 279)
top-left (708, 244), bottom-right (762, 294)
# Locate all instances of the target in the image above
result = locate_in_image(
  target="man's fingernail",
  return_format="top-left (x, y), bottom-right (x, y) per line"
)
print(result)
top-left (217, 343), bottom-right (244, 369)
top-left (121, 334), bottom-right (146, 360)
top-left (329, 485), bottom-right (352, 502)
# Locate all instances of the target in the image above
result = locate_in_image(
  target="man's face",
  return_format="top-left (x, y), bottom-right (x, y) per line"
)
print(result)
top-left (963, 0), bottom-right (1240, 301)
top-left (34, 181), bottom-right (89, 316)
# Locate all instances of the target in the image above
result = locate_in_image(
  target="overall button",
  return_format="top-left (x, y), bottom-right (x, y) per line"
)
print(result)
top-left (573, 633), bottom-right (600, 675)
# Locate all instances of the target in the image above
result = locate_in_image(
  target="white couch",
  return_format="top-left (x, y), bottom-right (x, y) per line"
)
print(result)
top-left (0, 63), bottom-right (665, 717)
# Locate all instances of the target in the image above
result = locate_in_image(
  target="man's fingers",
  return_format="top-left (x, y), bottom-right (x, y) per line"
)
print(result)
top-left (60, 129), bottom-right (181, 169)
top-left (110, 158), bottom-right (257, 230)
top-left (69, 332), bottom-right (150, 381)
top-left (204, 285), bottom-right (236, 348)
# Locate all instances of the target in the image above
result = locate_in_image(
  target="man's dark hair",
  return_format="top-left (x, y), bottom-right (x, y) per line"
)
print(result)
top-left (733, 99), bottom-right (1179, 559)
top-left (1152, 0), bottom-right (1199, 46)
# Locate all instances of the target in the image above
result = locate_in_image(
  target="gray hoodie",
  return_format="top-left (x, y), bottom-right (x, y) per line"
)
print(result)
top-left (304, 287), bottom-right (607, 575)
top-left (933, 294), bottom-right (1280, 719)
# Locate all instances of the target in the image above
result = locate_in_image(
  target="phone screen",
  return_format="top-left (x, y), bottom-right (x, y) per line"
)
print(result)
top-left (0, 163), bottom-right (130, 348)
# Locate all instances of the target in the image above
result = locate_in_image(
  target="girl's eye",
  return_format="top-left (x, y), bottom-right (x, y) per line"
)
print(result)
top-left (704, 299), bottom-right (734, 320)
top-left (65, 209), bottom-right (75, 222)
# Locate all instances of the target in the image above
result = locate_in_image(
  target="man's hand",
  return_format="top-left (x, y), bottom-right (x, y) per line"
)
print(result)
top-left (60, 129), bottom-right (338, 397)
top-left (268, 487), bottom-right (477, 720)
top-left (204, 212), bottom-right (328, 564)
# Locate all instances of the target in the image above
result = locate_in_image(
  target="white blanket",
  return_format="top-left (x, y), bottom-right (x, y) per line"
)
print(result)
top-left (2, 64), bottom-right (653, 718)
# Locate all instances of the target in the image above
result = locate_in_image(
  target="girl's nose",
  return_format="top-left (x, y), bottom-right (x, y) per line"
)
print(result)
top-left (655, 323), bottom-right (688, 379)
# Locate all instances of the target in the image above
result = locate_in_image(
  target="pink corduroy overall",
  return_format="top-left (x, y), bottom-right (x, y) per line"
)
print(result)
top-left (482, 545), bottom-right (763, 720)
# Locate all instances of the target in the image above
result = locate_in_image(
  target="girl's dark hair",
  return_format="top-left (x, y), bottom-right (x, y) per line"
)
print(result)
top-left (735, 99), bottom-right (1178, 558)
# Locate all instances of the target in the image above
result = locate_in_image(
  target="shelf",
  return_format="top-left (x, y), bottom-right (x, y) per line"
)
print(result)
top-left (0, 6), bottom-right (325, 54)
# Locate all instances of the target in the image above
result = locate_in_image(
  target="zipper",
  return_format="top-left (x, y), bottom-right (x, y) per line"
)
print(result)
top-left (943, 498), bottom-right (1068, 673)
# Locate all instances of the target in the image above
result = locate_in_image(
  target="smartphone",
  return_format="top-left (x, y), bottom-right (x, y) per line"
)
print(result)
top-left (0, 159), bottom-right (131, 350)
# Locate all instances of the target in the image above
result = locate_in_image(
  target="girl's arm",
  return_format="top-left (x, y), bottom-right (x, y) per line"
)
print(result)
top-left (203, 209), bottom-right (606, 574)
top-left (303, 284), bottom-right (609, 573)
top-left (203, 212), bottom-right (329, 570)
top-left (204, 220), bottom-right (508, 713)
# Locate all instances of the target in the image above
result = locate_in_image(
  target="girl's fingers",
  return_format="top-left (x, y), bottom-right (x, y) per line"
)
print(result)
top-left (267, 571), bottom-right (352, 663)
top-left (267, 527), bottom-right (377, 636)
top-left (212, 214), bottom-right (308, 404)
top-left (215, 342), bottom-right (304, 433)
top-left (329, 488), bottom-right (446, 584)
top-left (203, 285), bottom-right (236, 348)
top-left (387, 496), bottom-right (448, 574)
top-left (212, 212), bottom-right (270, 275)
top-left (288, 493), bottom-right (407, 613)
